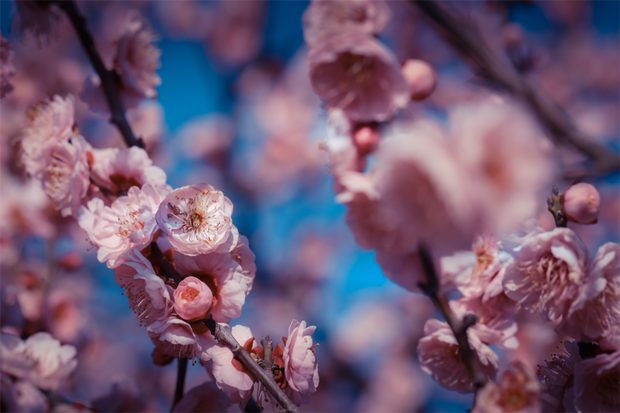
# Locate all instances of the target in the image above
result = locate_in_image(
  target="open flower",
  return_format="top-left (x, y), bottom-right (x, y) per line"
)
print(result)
top-left (156, 183), bottom-right (239, 256)
top-left (473, 361), bottom-right (541, 413)
top-left (283, 320), bottom-right (319, 405)
top-left (79, 183), bottom-right (170, 268)
top-left (147, 315), bottom-right (217, 361)
top-left (173, 276), bottom-right (213, 322)
top-left (573, 348), bottom-right (620, 413)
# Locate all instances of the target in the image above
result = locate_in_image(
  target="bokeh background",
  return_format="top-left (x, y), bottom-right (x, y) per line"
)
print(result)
top-left (1, 1), bottom-right (619, 412)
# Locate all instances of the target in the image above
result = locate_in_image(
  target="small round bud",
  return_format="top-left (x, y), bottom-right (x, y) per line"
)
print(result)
top-left (562, 183), bottom-right (600, 225)
top-left (401, 59), bottom-right (437, 101)
top-left (173, 276), bottom-right (213, 322)
top-left (353, 124), bottom-right (380, 156)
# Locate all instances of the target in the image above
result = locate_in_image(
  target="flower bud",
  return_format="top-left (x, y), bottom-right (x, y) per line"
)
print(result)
top-left (173, 276), bottom-right (213, 322)
top-left (401, 59), bottom-right (437, 101)
top-left (353, 124), bottom-right (380, 156)
top-left (562, 183), bottom-right (600, 225)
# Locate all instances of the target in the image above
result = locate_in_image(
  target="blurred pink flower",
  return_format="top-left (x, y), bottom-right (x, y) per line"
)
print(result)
top-left (573, 349), bottom-right (620, 413)
top-left (503, 227), bottom-right (590, 321)
top-left (0, 34), bottom-right (15, 98)
top-left (174, 238), bottom-right (255, 324)
top-left (173, 381), bottom-right (230, 413)
top-left (308, 30), bottom-right (409, 122)
top-left (90, 145), bottom-right (167, 197)
top-left (156, 183), bottom-right (238, 256)
top-left (79, 183), bottom-right (170, 268)
top-left (91, 379), bottom-right (146, 413)
top-left (323, 109), bottom-right (366, 181)
top-left (451, 102), bottom-right (554, 237)
top-left (38, 135), bottom-right (91, 217)
top-left (538, 340), bottom-right (579, 413)
top-left (417, 319), bottom-right (499, 393)
top-left (302, 0), bottom-right (391, 44)
top-left (473, 361), bottom-right (541, 413)
top-left (283, 319), bottom-right (319, 405)
top-left (205, 324), bottom-right (256, 405)
top-left (115, 249), bottom-right (174, 326)
top-left (173, 276), bottom-right (213, 322)
top-left (2, 376), bottom-right (50, 413)
top-left (401, 59), bottom-right (437, 101)
top-left (562, 182), bottom-right (600, 225)
top-left (0, 332), bottom-right (77, 391)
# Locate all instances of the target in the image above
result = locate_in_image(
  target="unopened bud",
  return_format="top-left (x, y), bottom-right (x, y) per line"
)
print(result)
top-left (352, 124), bottom-right (379, 156)
top-left (562, 183), bottom-right (600, 225)
top-left (401, 59), bottom-right (437, 101)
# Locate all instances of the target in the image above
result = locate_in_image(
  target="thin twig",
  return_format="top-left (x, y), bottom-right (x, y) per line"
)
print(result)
top-left (547, 185), bottom-right (568, 228)
top-left (417, 244), bottom-right (487, 392)
top-left (261, 336), bottom-right (274, 374)
top-left (56, 0), bottom-right (144, 148)
top-left (413, 0), bottom-right (620, 178)
top-left (203, 317), bottom-right (300, 413)
top-left (169, 357), bottom-right (188, 413)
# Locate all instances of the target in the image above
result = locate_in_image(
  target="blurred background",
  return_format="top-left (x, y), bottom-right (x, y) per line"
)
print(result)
top-left (0, 1), bottom-right (618, 412)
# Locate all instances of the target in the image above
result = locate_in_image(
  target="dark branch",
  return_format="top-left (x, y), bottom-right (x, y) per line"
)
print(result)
top-left (547, 185), bottom-right (568, 228)
top-left (417, 244), bottom-right (487, 392)
top-left (169, 357), bottom-right (188, 413)
top-left (261, 336), bottom-right (274, 374)
top-left (203, 317), bottom-right (300, 413)
top-left (413, 0), bottom-right (620, 178)
top-left (57, 0), bottom-right (144, 148)
top-left (150, 242), bottom-right (183, 285)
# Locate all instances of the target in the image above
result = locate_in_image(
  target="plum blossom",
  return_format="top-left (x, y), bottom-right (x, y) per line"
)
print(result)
top-left (1, 375), bottom-right (50, 413)
top-left (573, 349), bottom-right (620, 413)
top-left (79, 183), bottom-right (170, 268)
top-left (0, 332), bottom-right (77, 391)
top-left (503, 227), bottom-right (590, 321)
top-left (401, 59), bottom-right (437, 101)
top-left (156, 183), bottom-right (239, 256)
top-left (282, 319), bottom-right (319, 405)
top-left (173, 276), bottom-right (213, 322)
top-left (147, 315), bottom-right (216, 361)
top-left (114, 249), bottom-right (174, 326)
top-left (562, 182), bottom-right (600, 225)
top-left (173, 382), bottom-right (230, 413)
top-left (205, 325), bottom-right (257, 405)
top-left (308, 30), bottom-right (409, 122)
top-left (557, 242), bottom-right (620, 347)
top-left (20, 95), bottom-right (76, 176)
top-left (1, 34), bottom-right (15, 98)
top-left (538, 341), bottom-right (579, 413)
top-left (417, 319), bottom-right (499, 393)
top-left (90, 146), bottom-right (167, 196)
top-left (473, 361), bottom-right (541, 413)
top-left (302, 0), bottom-right (391, 44)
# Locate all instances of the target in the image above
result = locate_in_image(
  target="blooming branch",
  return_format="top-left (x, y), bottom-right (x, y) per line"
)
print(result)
top-left (413, 0), bottom-right (620, 178)
top-left (56, 0), bottom-right (144, 148)
top-left (417, 244), bottom-right (488, 392)
top-left (202, 317), bottom-right (301, 413)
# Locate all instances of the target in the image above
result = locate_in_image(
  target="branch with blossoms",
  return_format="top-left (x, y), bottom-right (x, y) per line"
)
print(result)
top-left (412, 0), bottom-right (620, 178)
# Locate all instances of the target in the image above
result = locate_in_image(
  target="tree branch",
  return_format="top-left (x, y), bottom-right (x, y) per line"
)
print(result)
top-left (417, 244), bottom-right (487, 392)
top-left (169, 357), bottom-right (188, 413)
top-left (203, 317), bottom-right (300, 413)
top-left (547, 185), bottom-right (568, 228)
top-left (413, 0), bottom-right (620, 178)
top-left (56, 0), bottom-right (144, 148)
top-left (261, 336), bottom-right (274, 374)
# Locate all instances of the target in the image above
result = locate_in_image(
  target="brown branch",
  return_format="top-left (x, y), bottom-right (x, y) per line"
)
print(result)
top-left (547, 185), bottom-right (568, 228)
top-left (170, 357), bottom-right (188, 413)
top-left (261, 336), bottom-right (274, 374)
top-left (417, 244), bottom-right (487, 392)
top-left (56, 0), bottom-right (144, 149)
top-left (203, 317), bottom-right (300, 413)
top-left (150, 242), bottom-right (183, 285)
top-left (413, 0), bottom-right (620, 178)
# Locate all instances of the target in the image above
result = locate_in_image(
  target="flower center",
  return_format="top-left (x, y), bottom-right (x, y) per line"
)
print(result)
top-left (189, 212), bottom-right (203, 228)
top-left (499, 388), bottom-right (529, 411)
top-left (181, 287), bottom-right (199, 302)
top-left (116, 208), bottom-right (146, 238)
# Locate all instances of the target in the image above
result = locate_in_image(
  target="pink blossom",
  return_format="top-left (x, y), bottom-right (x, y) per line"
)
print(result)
top-left (302, 0), bottom-right (391, 44)
top-left (37, 136), bottom-right (91, 217)
top-left (79, 183), bottom-right (170, 268)
top-left (451, 102), bottom-right (553, 237)
top-left (116, 10), bottom-right (162, 100)
top-left (401, 59), bottom-right (437, 101)
top-left (375, 251), bottom-right (428, 293)
top-left (155, 184), bottom-right (239, 256)
top-left (173, 276), bottom-right (214, 322)
top-left (90, 145), bottom-right (167, 196)
top-left (417, 319), bottom-right (499, 393)
top-left (147, 315), bottom-right (217, 361)
top-left (114, 249), bottom-right (174, 326)
top-left (283, 320), bottom-right (319, 405)
top-left (20, 95), bottom-right (76, 177)
top-left (323, 109), bottom-right (366, 181)
top-left (173, 381), bottom-right (230, 413)
top-left (503, 227), bottom-right (590, 321)
top-left (562, 182), bottom-right (600, 225)
top-left (1, 34), bottom-right (15, 98)
top-left (174, 238), bottom-right (256, 323)
top-left (91, 379), bottom-right (146, 413)
top-left (205, 325), bottom-right (256, 405)
top-left (573, 349), bottom-right (620, 413)
top-left (473, 361), bottom-right (541, 413)
top-left (0, 332), bottom-right (77, 391)
top-left (15, 0), bottom-right (61, 37)
top-left (556, 242), bottom-right (620, 347)
top-left (2, 377), bottom-right (50, 413)
top-left (538, 340), bottom-right (579, 413)
top-left (308, 30), bottom-right (409, 122)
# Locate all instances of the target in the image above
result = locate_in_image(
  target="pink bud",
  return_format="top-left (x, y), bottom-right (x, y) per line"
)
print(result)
top-left (353, 124), bottom-right (380, 156)
top-left (562, 183), bottom-right (600, 225)
top-left (401, 59), bottom-right (437, 101)
top-left (173, 276), bottom-right (213, 322)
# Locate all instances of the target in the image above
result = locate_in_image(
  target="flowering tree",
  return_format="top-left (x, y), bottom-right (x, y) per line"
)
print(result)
top-left (1, 1), bottom-right (619, 412)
